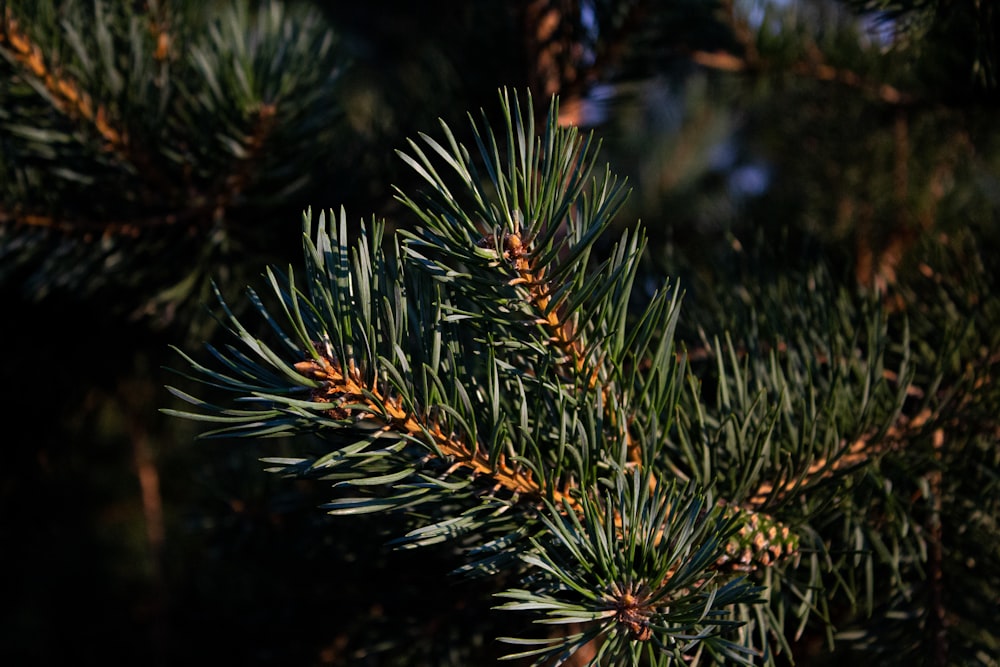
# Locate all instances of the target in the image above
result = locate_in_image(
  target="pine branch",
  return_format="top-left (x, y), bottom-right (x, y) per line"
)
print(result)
top-left (165, 91), bottom-right (886, 665)
top-left (745, 406), bottom-right (930, 509)
top-left (0, 99), bottom-right (280, 234)
top-left (1, 0), bottom-right (347, 327)
top-left (1, 6), bottom-right (127, 153)
top-left (0, 203), bottom-right (210, 235)
top-left (292, 351), bottom-right (573, 508)
top-left (689, 47), bottom-right (913, 105)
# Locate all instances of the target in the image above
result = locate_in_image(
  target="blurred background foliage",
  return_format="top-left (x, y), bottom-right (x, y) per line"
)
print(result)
top-left (1, 0), bottom-right (997, 664)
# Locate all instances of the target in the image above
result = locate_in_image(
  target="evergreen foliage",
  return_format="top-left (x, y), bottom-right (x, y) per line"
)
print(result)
top-left (1, 0), bottom-right (346, 325)
top-left (166, 89), bottom-right (996, 664)
top-left (2, 1), bottom-right (998, 665)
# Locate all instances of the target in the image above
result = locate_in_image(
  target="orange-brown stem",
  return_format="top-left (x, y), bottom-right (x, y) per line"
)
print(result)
top-left (746, 408), bottom-right (932, 509)
top-left (294, 354), bottom-right (580, 511)
top-left (503, 230), bottom-right (642, 466)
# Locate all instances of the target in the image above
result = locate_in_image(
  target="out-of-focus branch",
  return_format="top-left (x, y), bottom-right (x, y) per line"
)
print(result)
top-left (1, 7), bottom-right (128, 153)
top-left (746, 407), bottom-right (933, 509)
top-left (0, 205), bottom-right (214, 236)
top-left (211, 103), bottom-right (278, 217)
top-left (689, 48), bottom-right (913, 105)
top-left (0, 102), bottom-right (278, 237)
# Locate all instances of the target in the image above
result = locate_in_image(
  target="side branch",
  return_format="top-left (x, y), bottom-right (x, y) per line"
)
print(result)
top-left (491, 229), bottom-right (643, 465)
top-left (689, 48), bottom-right (912, 105)
top-left (1, 8), bottom-right (128, 152)
top-left (509, 233), bottom-right (590, 377)
top-left (0, 204), bottom-right (216, 236)
top-left (293, 353), bottom-right (577, 509)
top-left (746, 407), bottom-right (933, 509)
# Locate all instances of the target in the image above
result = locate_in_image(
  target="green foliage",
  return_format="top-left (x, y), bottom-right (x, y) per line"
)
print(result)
top-left (0, 0), bottom-right (346, 323)
top-left (496, 473), bottom-right (764, 665)
top-left (163, 90), bottom-right (993, 665)
top-left (4, 2), bottom-right (1000, 665)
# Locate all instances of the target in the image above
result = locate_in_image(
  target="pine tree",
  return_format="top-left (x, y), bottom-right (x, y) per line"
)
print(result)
top-left (3, 1), bottom-right (998, 665)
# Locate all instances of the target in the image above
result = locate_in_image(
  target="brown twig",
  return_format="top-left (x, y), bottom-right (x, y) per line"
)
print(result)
top-left (689, 0), bottom-right (914, 108)
top-left (520, 0), bottom-right (583, 101)
top-left (689, 47), bottom-right (912, 105)
top-left (117, 375), bottom-right (169, 667)
top-left (518, 0), bottom-right (652, 127)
